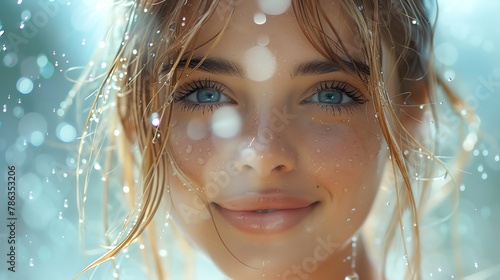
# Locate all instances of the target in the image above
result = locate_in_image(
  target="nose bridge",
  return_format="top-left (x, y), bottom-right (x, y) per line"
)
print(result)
top-left (235, 104), bottom-right (298, 177)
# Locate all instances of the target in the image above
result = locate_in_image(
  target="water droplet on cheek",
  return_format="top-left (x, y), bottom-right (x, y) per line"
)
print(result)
top-left (197, 158), bottom-right (205, 165)
top-left (185, 144), bottom-right (192, 154)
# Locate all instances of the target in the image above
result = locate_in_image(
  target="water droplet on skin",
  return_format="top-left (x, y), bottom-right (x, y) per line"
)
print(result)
top-left (59, 212), bottom-right (63, 219)
top-left (29, 191), bottom-right (33, 200)
top-left (29, 258), bottom-right (34, 266)
top-left (351, 208), bottom-right (356, 213)
top-left (186, 144), bottom-right (192, 154)
top-left (347, 218), bottom-right (351, 222)
top-left (197, 158), bottom-right (205, 165)
top-left (64, 199), bottom-right (68, 208)
top-left (343, 187), bottom-right (349, 193)
top-left (316, 149), bottom-right (321, 153)
top-left (386, 202), bottom-right (391, 206)
top-left (419, 104), bottom-right (424, 110)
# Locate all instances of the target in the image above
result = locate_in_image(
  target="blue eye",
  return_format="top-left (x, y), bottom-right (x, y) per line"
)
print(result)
top-left (307, 81), bottom-right (362, 104)
top-left (309, 90), bottom-right (352, 104)
top-left (175, 79), bottom-right (231, 113)
top-left (304, 81), bottom-right (368, 115)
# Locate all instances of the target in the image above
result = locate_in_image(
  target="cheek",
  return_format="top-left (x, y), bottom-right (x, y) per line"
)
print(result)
top-left (301, 121), bottom-right (386, 227)
top-left (167, 121), bottom-right (215, 181)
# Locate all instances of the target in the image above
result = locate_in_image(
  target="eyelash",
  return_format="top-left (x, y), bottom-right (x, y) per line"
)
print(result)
top-left (310, 81), bottom-right (368, 116)
top-left (174, 78), bottom-right (229, 114)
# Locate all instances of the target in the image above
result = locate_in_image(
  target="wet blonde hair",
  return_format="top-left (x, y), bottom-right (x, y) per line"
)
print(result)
top-left (74, 0), bottom-right (474, 279)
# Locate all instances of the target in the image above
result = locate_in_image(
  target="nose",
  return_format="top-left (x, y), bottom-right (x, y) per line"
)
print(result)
top-left (235, 129), bottom-right (297, 178)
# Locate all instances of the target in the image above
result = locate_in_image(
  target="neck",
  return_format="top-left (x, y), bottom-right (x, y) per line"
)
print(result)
top-left (301, 236), bottom-right (377, 280)
top-left (219, 235), bottom-right (379, 280)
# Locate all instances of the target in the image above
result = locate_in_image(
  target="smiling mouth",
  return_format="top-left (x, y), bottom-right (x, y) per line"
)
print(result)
top-left (212, 198), bottom-right (319, 234)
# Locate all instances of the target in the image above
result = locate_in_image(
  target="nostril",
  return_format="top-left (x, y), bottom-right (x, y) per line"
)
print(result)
top-left (273, 164), bottom-right (286, 172)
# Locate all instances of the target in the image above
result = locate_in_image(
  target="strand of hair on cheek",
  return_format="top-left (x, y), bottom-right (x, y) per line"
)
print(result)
top-left (369, 1), bottom-right (421, 278)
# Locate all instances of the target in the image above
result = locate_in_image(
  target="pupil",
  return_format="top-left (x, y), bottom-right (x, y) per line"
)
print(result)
top-left (197, 89), bottom-right (220, 103)
top-left (320, 91), bottom-right (342, 104)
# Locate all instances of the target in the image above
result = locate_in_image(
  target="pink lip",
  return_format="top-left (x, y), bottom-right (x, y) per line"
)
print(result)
top-left (214, 193), bottom-right (318, 234)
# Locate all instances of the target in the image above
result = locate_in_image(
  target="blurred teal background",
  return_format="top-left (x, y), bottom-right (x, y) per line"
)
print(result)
top-left (0, 0), bottom-right (499, 279)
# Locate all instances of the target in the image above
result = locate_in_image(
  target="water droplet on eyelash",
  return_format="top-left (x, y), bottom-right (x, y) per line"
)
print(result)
top-left (186, 145), bottom-right (192, 154)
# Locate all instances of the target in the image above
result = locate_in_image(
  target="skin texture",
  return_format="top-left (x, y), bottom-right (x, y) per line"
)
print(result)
top-left (162, 1), bottom-right (398, 279)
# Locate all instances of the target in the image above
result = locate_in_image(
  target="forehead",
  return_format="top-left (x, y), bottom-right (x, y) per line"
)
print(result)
top-left (183, 0), bottom-right (363, 61)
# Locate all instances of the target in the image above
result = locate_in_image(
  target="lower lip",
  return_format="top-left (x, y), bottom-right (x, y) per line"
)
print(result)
top-left (215, 203), bottom-right (317, 234)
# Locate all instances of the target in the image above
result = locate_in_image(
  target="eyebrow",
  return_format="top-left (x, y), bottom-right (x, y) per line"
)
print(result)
top-left (166, 56), bottom-right (370, 78)
top-left (166, 56), bottom-right (245, 77)
top-left (291, 59), bottom-right (370, 78)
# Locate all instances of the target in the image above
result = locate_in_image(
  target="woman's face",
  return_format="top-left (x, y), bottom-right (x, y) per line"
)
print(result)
top-left (163, 0), bottom-right (395, 278)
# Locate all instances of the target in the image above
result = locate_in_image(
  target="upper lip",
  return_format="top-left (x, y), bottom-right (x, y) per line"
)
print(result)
top-left (213, 192), bottom-right (318, 212)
